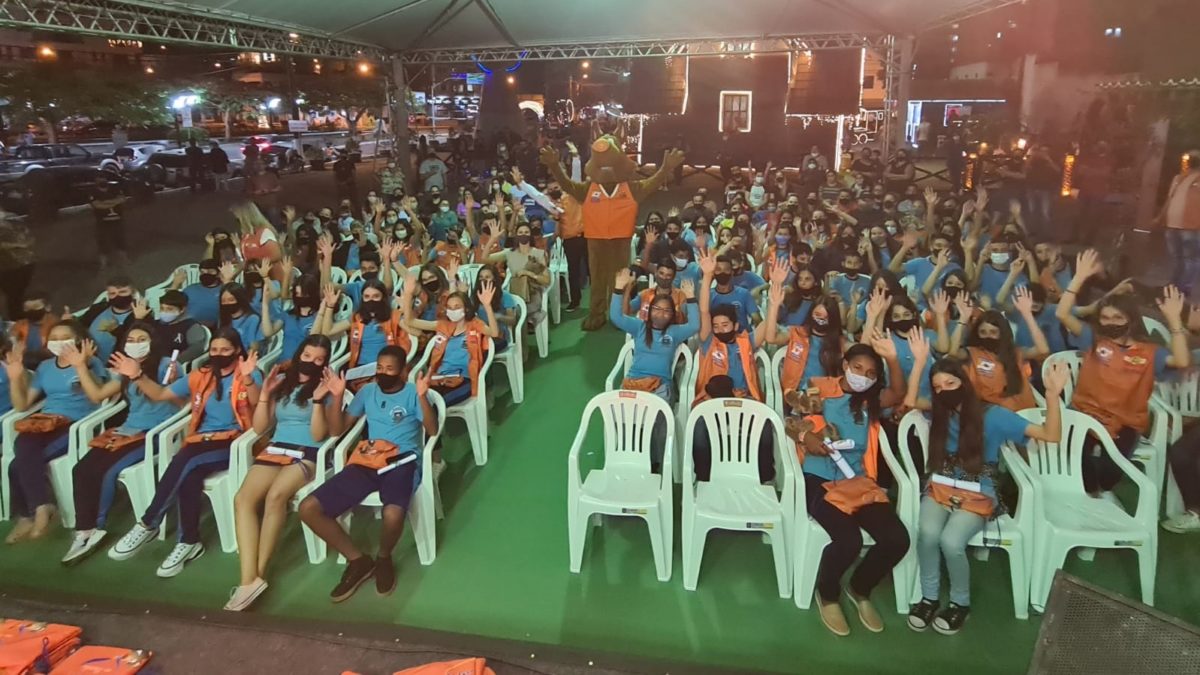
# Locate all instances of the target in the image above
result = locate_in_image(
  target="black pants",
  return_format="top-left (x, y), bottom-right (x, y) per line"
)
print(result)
top-left (0, 264), bottom-right (34, 318)
top-left (8, 429), bottom-right (72, 517)
top-left (562, 236), bottom-right (587, 307)
top-left (692, 421), bottom-right (776, 484)
top-left (1169, 424), bottom-right (1200, 511)
top-left (805, 473), bottom-right (910, 603)
top-left (1081, 426), bottom-right (1140, 494)
top-left (95, 219), bottom-right (127, 256)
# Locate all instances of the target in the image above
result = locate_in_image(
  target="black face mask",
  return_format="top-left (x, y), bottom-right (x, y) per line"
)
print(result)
top-left (294, 295), bottom-right (318, 311)
top-left (934, 388), bottom-right (965, 410)
top-left (655, 276), bottom-right (673, 289)
top-left (422, 280), bottom-right (440, 294)
top-left (110, 295), bottom-right (134, 311)
top-left (208, 353), bottom-right (235, 372)
top-left (715, 330), bottom-right (737, 344)
top-left (798, 287), bottom-right (819, 299)
top-left (200, 273), bottom-right (220, 287)
top-left (297, 359), bottom-right (324, 379)
top-left (891, 318), bottom-right (917, 335)
top-left (515, 235), bottom-right (532, 246)
top-left (1097, 322), bottom-right (1129, 340)
top-left (974, 337), bottom-right (1002, 354)
top-left (376, 373), bottom-right (401, 391)
top-left (23, 308), bottom-right (46, 322)
top-left (549, 190), bottom-right (563, 200)
top-left (219, 304), bottom-right (239, 321)
top-left (361, 271), bottom-right (379, 282)
top-left (361, 300), bottom-right (387, 321)
top-left (714, 273), bottom-right (733, 285)
top-left (666, 231), bottom-right (679, 240)
top-left (843, 268), bottom-right (861, 278)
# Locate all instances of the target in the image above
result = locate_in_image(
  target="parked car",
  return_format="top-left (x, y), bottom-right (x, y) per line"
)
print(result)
top-left (0, 166), bottom-right (135, 217)
top-left (0, 144), bottom-right (100, 178)
top-left (99, 143), bottom-right (168, 172)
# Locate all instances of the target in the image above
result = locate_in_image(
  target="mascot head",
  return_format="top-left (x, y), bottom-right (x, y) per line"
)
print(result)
top-left (585, 135), bottom-right (638, 187)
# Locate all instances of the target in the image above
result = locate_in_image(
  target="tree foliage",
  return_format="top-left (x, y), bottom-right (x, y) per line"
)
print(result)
top-left (300, 76), bottom-right (386, 137)
top-left (191, 80), bottom-right (264, 140)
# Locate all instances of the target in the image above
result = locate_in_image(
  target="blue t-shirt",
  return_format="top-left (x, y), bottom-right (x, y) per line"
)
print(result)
top-left (805, 393), bottom-right (871, 481)
top-left (977, 265), bottom-right (1026, 306)
top-left (92, 331), bottom-right (118, 364)
top-left (934, 405), bottom-right (1030, 499)
top-left (348, 382), bottom-right (425, 452)
top-left (673, 262), bottom-right (701, 290)
top-left (477, 292), bottom-right (518, 344)
top-left (829, 274), bottom-right (870, 305)
top-left (31, 358), bottom-right (107, 421)
top-left (435, 333), bottom-right (470, 378)
top-left (781, 300), bottom-right (813, 327)
top-left (280, 310), bottom-right (319, 362)
top-left (89, 307), bottom-right (134, 336)
top-left (1010, 305), bottom-right (1077, 355)
top-left (270, 391), bottom-right (329, 448)
top-left (169, 369), bottom-right (264, 434)
top-left (343, 280), bottom-right (365, 311)
top-left (903, 257), bottom-right (962, 308)
top-left (709, 286), bottom-right (757, 331)
top-left (357, 322), bottom-right (390, 366)
top-left (894, 331), bottom-right (936, 402)
top-left (228, 313), bottom-right (264, 353)
top-left (609, 295), bottom-right (700, 382)
top-left (183, 284), bottom-right (221, 326)
top-left (120, 361), bottom-right (179, 433)
top-left (0, 369), bottom-right (11, 416)
top-left (732, 270), bottom-right (765, 292)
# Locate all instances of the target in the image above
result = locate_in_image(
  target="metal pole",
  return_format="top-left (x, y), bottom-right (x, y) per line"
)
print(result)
top-left (390, 55), bottom-right (413, 194)
top-left (881, 35), bottom-right (896, 155)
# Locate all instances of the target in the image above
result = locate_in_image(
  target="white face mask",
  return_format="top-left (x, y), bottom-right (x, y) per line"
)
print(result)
top-left (440, 205), bottom-right (450, 212)
top-left (47, 340), bottom-right (74, 357)
top-left (158, 310), bottom-right (180, 323)
top-left (124, 342), bottom-right (151, 359)
top-left (845, 370), bottom-right (876, 393)
top-left (990, 252), bottom-right (1010, 266)
top-left (673, 256), bottom-right (689, 270)
top-left (395, 228), bottom-right (408, 240)
top-left (446, 308), bottom-right (466, 323)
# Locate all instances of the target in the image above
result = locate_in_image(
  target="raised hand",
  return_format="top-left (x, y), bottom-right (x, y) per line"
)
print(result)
top-left (869, 328), bottom-right (897, 359)
top-left (643, 228), bottom-right (658, 246)
top-left (1074, 248), bottom-right (1102, 281)
top-left (263, 364), bottom-right (285, 394)
top-left (1009, 198), bottom-right (1022, 216)
top-left (60, 341), bottom-right (87, 368)
top-left (477, 279), bottom-right (496, 307)
top-left (769, 257), bottom-right (789, 286)
top-left (1013, 285), bottom-right (1035, 315)
top-left (614, 267), bottom-right (634, 292)
top-left (219, 260), bottom-right (238, 284)
top-left (415, 368), bottom-right (432, 397)
top-left (851, 286), bottom-right (866, 307)
top-left (680, 279), bottom-right (696, 300)
top-left (901, 229), bottom-right (919, 250)
top-left (172, 268), bottom-right (187, 288)
top-left (663, 148), bottom-right (686, 170)
top-left (866, 287), bottom-right (890, 317)
top-left (538, 145), bottom-right (560, 169)
top-left (696, 249), bottom-right (716, 276)
top-left (909, 325), bottom-right (931, 362)
top-left (316, 234), bottom-right (334, 262)
top-left (132, 297), bottom-right (150, 320)
top-left (255, 259), bottom-right (272, 281)
top-left (953, 292), bottom-right (974, 322)
top-left (934, 248), bottom-right (950, 269)
top-left (108, 352), bottom-right (141, 379)
top-left (1159, 284), bottom-right (1186, 323)
top-left (1043, 361), bottom-right (1069, 396)
top-left (322, 368), bottom-right (346, 399)
top-left (768, 278), bottom-right (786, 308)
top-left (929, 288), bottom-right (950, 317)
top-left (322, 283), bottom-right (340, 309)
top-left (1008, 256), bottom-right (1026, 277)
top-left (924, 186), bottom-right (938, 205)
top-left (239, 349), bottom-right (260, 378)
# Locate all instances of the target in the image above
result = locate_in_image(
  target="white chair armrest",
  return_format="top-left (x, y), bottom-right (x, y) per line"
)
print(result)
top-left (1000, 442), bottom-right (1038, 528)
top-left (71, 400), bottom-right (128, 463)
top-left (230, 428), bottom-right (263, 489)
top-left (332, 418), bottom-right (367, 473)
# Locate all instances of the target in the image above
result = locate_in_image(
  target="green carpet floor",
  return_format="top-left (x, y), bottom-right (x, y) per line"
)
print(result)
top-left (2, 304), bottom-right (1199, 674)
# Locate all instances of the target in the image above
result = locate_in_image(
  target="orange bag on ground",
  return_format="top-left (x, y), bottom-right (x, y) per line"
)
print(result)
top-left (0, 619), bottom-right (82, 674)
top-left (48, 646), bottom-right (152, 674)
top-left (394, 658), bottom-right (496, 675)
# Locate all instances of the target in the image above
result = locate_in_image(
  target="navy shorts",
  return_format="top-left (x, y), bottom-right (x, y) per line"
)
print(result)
top-left (310, 461), bottom-right (418, 518)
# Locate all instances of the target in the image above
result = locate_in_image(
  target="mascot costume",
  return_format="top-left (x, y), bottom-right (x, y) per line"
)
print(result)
top-left (540, 136), bottom-right (685, 331)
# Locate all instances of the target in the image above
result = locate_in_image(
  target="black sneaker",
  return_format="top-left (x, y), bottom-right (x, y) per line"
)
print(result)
top-left (330, 556), bottom-right (374, 603)
top-left (933, 602), bottom-right (970, 635)
top-left (907, 597), bottom-right (940, 632)
top-left (375, 555), bottom-right (396, 596)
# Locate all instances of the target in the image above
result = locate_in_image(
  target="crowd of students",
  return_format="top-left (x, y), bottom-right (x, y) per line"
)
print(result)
top-left (1, 140), bottom-right (1198, 638)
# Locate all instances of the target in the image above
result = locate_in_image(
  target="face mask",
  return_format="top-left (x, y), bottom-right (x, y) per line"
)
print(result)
top-left (297, 359), bottom-right (323, 379)
top-left (974, 336), bottom-right (1002, 353)
top-left (990, 252), bottom-right (1010, 266)
top-left (361, 300), bottom-right (387, 321)
top-left (755, 177), bottom-right (764, 185)
top-left (492, 183), bottom-right (500, 191)
top-left (944, 286), bottom-right (964, 300)
top-left (124, 341), bottom-right (151, 359)
top-left (666, 231), bottom-right (679, 240)
top-left (845, 371), bottom-right (877, 393)
top-left (715, 330), bottom-right (737, 344)
top-left (422, 280), bottom-right (440, 294)
top-left (200, 273), bottom-right (219, 287)
top-left (775, 235), bottom-right (790, 247)
top-left (439, 205), bottom-right (450, 213)
top-left (1097, 322), bottom-right (1129, 340)
top-left (376, 373), bottom-right (401, 391)
top-left (673, 257), bottom-right (689, 270)
top-left (395, 228), bottom-right (408, 239)
top-left (515, 235), bottom-right (532, 246)
top-left (208, 353), bottom-right (235, 372)
top-left (890, 318), bottom-right (917, 335)
top-left (386, 216), bottom-right (399, 224)
top-left (158, 310), bottom-right (180, 323)
top-left (220, 304), bottom-right (239, 321)
top-left (446, 308), bottom-right (466, 323)
top-left (47, 340), bottom-right (74, 357)
top-left (934, 388), bottom-right (965, 409)
top-left (361, 271), bottom-right (379, 282)
top-left (886, 225), bottom-right (897, 236)
top-left (714, 273), bottom-right (732, 285)
top-left (843, 268), bottom-right (861, 278)
top-left (807, 163), bottom-right (817, 170)
top-left (812, 315), bottom-right (829, 328)
top-left (24, 308), bottom-right (46, 322)
top-left (110, 295), bottom-right (134, 310)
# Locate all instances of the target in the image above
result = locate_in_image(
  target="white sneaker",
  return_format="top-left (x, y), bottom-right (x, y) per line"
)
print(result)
top-left (1162, 511), bottom-right (1200, 534)
top-left (62, 529), bottom-right (107, 565)
top-left (224, 578), bottom-right (269, 612)
top-left (108, 524), bottom-right (155, 561)
top-left (156, 542), bottom-right (205, 578)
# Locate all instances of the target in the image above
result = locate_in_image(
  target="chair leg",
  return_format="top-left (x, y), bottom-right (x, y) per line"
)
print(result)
top-left (767, 528), bottom-right (791, 599)
top-left (568, 506), bottom-right (590, 574)
top-left (1007, 543), bottom-right (1030, 620)
top-left (210, 485), bottom-right (237, 553)
top-left (660, 497), bottom-right (674, 581)
top-left (303, 521), bottom-right (326, 564)
top-left (1035, 542), bottom-right (1070, 610)
top-left (1137, 545), bottom-right (1157, 607)
top-left (644, 508), bottom-right (670, 582)
top-left (794, 532), bottom-right (826, 610)
top-left (682, 521), bottom-right (710, 591)
top-left (49, 460), bottom-right (76, 529)
top-left (507, 359), bottom-right (524, 404)
top-left (410, 490), bottom-right (436, 566)
top-left (536, 322), bottom-right (549, 359)
top-left (1, 454), bottom-right (13, 521)
top-left (1164, 466), bottom-right (1185, 518)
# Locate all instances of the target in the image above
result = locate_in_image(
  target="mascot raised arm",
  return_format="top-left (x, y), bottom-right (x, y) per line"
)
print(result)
top-left (541, 136), bottom-right (685, 331)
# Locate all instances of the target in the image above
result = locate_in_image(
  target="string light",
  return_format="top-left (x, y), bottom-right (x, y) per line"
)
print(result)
top-left (964, 153), bottom-right (978, 189)
top-left (1061, 154), bottom-right (1076, 197)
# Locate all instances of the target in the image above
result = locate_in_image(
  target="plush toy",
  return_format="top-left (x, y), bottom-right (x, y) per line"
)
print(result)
top-left (541, 136), bottom-right (685, 331)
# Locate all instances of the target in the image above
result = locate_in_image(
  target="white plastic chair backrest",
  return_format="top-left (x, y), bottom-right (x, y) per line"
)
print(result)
top-left (178, 264), bottom-right (200, 287)
top-left (1017, 407), bottom-right (1097, 491)
top-left (897, 409), bottom-right (931, 489)
top-left (330, 334), bottom-right (349, 363)
top-left (457, 263), bottom-right (481, 290)
top-left (687, 397), bottom-right (780, 482)
top-left (900, 275), bottom-right (917, 301)
top-left (179, 324), bottom-right (213, 375)
top-left (1143, 316), bottom-right (1169, 346)
top-left (585, 390), bottom-right (673, 471)
top-left (334, 294), bottom-right (354, 323)
top-left (1042, 350), bottom-right (1081, 405)
top-left (508, 294), bottom-right (529, 349)
top-left (330, 266), bottom-right (348, 286)
top-left (551, 238), bottom-right (566, 265)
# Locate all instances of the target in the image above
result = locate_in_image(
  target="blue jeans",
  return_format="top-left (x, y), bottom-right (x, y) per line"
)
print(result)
top-left (917, 495), bottom-right (986, 606)
top-left (1167, 228), bottom-right (1200, 299)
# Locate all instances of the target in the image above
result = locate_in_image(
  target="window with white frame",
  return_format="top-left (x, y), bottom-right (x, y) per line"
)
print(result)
top-left (719, 90), bottom-right (752, 133)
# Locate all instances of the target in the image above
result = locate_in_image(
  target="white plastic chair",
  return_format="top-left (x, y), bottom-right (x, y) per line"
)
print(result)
top-left (493, 295), bottom-right (528, 404)
top-left (893, 410), bottom-right (1037, 619)
top-left (550, 238), bottom-right (568, 325)
top-left (329, 266), bottom-right (348, 287)
top-left (900, 275), bottom-right (918, 301)
top-left (456, 263), bottom-right (481, 291)
top-left (568, 391), bottom-right (675, 581)
top-left (603, 335), bottom-right (694, 476)
top-left (117, 408), bottom-right (190, 532)
top-left (1043, 351), bottom-right (1173, 513)
top-left (330, 391), bottom-right (446, 566)
top-left (410, 335), bottom-right (495, 466)
top-left (682, 398), bottom-right (797, 597)
top-left (503, 269), bottom-right (552, 359)
top-left (1143, 316), bottom-right (1169, 345)
top-left (1013, 408), bottom-right (1158, 610)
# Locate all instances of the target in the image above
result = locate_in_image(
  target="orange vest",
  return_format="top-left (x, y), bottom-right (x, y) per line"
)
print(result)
top-left (580, 182), bottom-right (638, 240)
top-left (761, 244), bottom-right (786, 279)
top-left (428, 318), bottom-right (488, 396)
top-left (399, 244), bottom-right (423, 267)
top-left (635, 287), bottom-right (687, 324)
top-left (779, 326), bottom-right (815, 394)
top-left (185, 367), bottom-right (253, 437)
top-left (11, 315), bottom-right (58, 350)
top-left (964, 347), bottom-right (1037, 412)
top-left (432, 242), bottom-right (464, 271)
top-left (1072, 339), bottom-right (1158, 435)
top-left (693, 332), bottom-right (762, 406)
top-left (808, 376), bottom-right (882, 479)
top-left (348, 313), bottom-right (404, 369)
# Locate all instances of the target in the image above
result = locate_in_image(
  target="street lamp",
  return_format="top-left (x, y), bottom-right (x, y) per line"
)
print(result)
top-left (144, 66), bottom-right (155, 74)
top-left (581, 60), bottom-right (590, 69)
top-left (507, 75), bottom-right (515, 85)
top-left (37, 45), bottom-right (56, 59)
top-left (357, 62), bottom-right (371, 75)
top-left (267, 97), bottom-right (282, 110)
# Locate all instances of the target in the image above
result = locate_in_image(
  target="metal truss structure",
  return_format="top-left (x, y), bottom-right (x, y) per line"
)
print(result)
top-left (0, 0), bottom-right (389, 61)
top-left (401, 33), bottom-right (890, 64)
top-left (922, 0), bottom-right (1027, 31)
